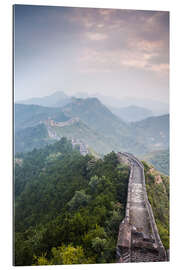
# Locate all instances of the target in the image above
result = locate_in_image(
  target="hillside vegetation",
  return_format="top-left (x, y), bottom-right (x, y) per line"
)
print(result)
top-left (14, 98), bottom-right (169, 157)
top-left (15, 124), bottom-right (56, 153)
top-left (14, 138), bottom-right (130, 265)
top-left (132, 115), bottom-right (169, 151)
top-left (51, 120), bottom-right (117, 154)
top-left (14, 137), bottom-right (169, 265)
top-left (15, 104), bottom-right (69, 131)
top-left (142, 149), bottom-right (169, 175)
top-left (61, 97), bottom-right (142, 154)
top-left (62, 97), bottom-right (129, 136)
top-left (143, 161), bottom-right (169, 249)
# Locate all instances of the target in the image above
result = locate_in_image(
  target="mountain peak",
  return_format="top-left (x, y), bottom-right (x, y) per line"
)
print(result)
top-left (17, 91), bottom-right (70, 108)
top-left (71, 97), bottom-right (100, 104)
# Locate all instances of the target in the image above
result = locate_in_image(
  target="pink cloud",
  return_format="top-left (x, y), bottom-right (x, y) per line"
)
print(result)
top-left (86, 32), bottom-right (108, 41)
top-left (77, 46), bottom-right (169, 74)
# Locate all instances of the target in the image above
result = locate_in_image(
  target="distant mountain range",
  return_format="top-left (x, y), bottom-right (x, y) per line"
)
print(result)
top-left (95, 94), bottom-right (169, 116)
top-left (15, 95), bottom-right (169, 156)
top-left (73, 92), bottom-right (169, 116)
top-left (17, 91), bottom-right (169, 121)
top-left (14, 100), bottom-right (141, 154)
top-left (110, 105), bottom-right (153, 122)
top-left (17, 91), bottom-right (71, 108)
top-left (131, 114), bottom-right (169, 151)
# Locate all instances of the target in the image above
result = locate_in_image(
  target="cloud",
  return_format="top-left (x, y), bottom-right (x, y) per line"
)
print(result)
top-left (77, 44), bottom-right (169, 75)
top-left (16, 6), bottom-right (169, 75)
top-left (70, 9), bottom-right (169, 75)
top-left (15, 5), bottom-right (169, 102)
top-left (86, 32), bottom-right (108, 41)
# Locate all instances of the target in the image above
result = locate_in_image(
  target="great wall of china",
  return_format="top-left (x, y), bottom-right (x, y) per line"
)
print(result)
top-left (42, 118), bottom-right (89, 156)
top-left (116, 152), bottom-right (168, 263)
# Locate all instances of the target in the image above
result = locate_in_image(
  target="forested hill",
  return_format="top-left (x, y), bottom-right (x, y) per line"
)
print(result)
top-left (14, 100), bottom-right (169, 156)
top-left (15, 123), bottom-right (52, 154)
top-left (14, 138), bottom-right (130, 266)
top-left (15, 104), bottom-right (69, 131)
top-left (143, 161), bottom-right (169, 249)
top-left (110, 105), bottom-right (153, 122)
top-left (142, 149), bottom-right (169, 175)
top-left (131, 114), bottom-right (169, 151)
top-left (61, 97), bottom-right (145, 154)
top-left (14, 138), bottom-right (169, 265)
top-left (62, 97), bottom-right (128, 135)
top-left (14, 100), bottom-right (145, 155)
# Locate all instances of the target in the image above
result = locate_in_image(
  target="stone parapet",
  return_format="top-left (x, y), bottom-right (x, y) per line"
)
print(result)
top-left (116, 152), bottom-right (167, 262)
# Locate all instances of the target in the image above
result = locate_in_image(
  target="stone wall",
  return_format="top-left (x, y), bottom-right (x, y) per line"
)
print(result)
top-left (116, 152), bottom-right (167, 262)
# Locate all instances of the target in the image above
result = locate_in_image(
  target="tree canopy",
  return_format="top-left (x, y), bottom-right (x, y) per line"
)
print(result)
top-left (14, 139), bottom-right (129, 266)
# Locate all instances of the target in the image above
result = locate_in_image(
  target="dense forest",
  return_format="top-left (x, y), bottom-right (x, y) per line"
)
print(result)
top-left (14, 137), bottom-right (169, 265)
top-left (14, 138), bottom-right (130, 265)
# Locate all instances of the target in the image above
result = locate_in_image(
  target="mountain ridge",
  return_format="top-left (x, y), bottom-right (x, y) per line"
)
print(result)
top-left (131, 114), bottom-right (169, 152)
top-left (16, 91), bottom-right (71, 108)
top-left (14, 98), bottom-right (169, 156)
top-left (14, 103), bottom-right (69, 131)
top-left (110, 105), bottom-right (153, 122)
top-left (17, 90), bottom-right (169, 116)
top-left (142, 149), bottom-right (169, 175)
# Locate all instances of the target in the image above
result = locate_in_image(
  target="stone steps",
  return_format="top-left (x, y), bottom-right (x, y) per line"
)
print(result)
top-left (122, 251), bottom-right (130, 263)
top-left (119, 251), bottom-right (131, 263)
top-left (131, 248), bottom-right (162, 262)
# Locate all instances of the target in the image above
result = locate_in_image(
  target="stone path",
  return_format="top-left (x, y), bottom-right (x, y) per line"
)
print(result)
top-left (130, 164), bottom-right (151, 238)
top-left (116, 152), bottom-right (167, 263)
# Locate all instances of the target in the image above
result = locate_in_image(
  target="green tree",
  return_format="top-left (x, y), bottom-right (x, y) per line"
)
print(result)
top-left (68, 190), bottom-right (90, 211)
top-left (34, 245), bottom-right (94, 265)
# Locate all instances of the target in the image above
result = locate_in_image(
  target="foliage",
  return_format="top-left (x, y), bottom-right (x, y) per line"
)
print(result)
top-left (14, 141), bottom-right (129, 266)
top-left (68, 190), bottom-right (90, 211)
top-left (34, 253), bottom-right (51, 265)
top-left (143, 161), bottom-right (169, 249)
top-left (34, 245), bottom-right (94, 265)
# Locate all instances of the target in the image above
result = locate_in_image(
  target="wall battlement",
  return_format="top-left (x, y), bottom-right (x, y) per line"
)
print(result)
top-left (116, 152), bottom-right (167, 263)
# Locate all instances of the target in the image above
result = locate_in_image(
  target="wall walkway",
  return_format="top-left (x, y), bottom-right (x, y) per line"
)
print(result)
top-left (116, 152), bottom-right (167, 263)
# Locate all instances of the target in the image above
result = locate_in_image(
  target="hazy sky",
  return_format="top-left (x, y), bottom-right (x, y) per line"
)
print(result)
top-left (14, 5), bottom-right (169, 103)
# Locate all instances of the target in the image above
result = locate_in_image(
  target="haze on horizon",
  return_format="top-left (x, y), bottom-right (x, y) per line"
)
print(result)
top-left (14, 5), bottom-right (169, 105)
